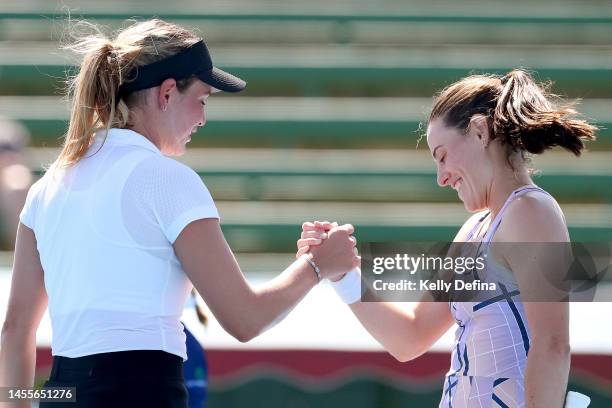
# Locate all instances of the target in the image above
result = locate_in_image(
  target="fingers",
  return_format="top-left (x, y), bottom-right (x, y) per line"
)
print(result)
top-left (298, 221), bottom-right (337, 259)
top-left (302, 221), bottom-right (338, 232)
top-left (325, 225), bottom-right (357, 250)
top-left (315, 220), bottom-right (338, 231)
top-left (297, 237), bottom-right (323, 249)
top-left (302, 222), bottom-right (317, 232)
top-left (301, 230), bottom-right (328, 240)
top-left (308, 222), bottom-right (361, 277)
top-left (329, 223), bottom-right (355, 235)
top-left (295, 246), bottom-right (310, 258)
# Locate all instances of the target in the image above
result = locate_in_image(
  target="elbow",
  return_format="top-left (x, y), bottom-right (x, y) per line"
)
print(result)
top-left (232, 329), bottom-right (257, 343)
top-left (555, 341), bottom-right (571, 358)
top-left (1, 317), bottom-right (16, 340)
top-left (224, 320), bottom-right (260, 343)
top-left (214, 305), bottom-right (264, 343)
top-left (391, 351), bottom-right (412, 363)
top-left (552, 339), bottom-right (571, 358)
top-left (0, 317), bottom-right (19, 346)
top-left (389, 346), bottom-right (425, 363)
top-left (1, 314), bottom-right (38, 349)
top-left (532, 335), bottom-right (571, 358)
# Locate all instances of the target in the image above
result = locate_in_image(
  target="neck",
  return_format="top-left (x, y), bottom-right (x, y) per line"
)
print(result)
top-left (487, 164), bottom-right (532, 220)
top-left (127, 114), bottom-right (163, 151)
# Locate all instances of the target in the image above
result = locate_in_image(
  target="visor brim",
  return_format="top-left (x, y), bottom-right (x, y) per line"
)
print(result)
top-left (199, 67), bottom-right (246, 93)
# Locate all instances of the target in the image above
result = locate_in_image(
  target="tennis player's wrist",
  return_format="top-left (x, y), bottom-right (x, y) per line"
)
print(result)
top-left (329, 273), bottom-right (346, 282)
top-left (330, 268), bottom-right (363, 304)
top-left (301, 253), bottom-right (322, 283)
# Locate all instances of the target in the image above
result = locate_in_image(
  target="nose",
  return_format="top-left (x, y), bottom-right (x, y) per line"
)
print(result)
top-left (198, 109), bottom-right (206, 127)
top-left (437, 166), bottom-right (450, 187)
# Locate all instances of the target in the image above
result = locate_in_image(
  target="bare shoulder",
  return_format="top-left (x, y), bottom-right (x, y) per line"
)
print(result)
top-left (496, 191), bottom-right (569, 243)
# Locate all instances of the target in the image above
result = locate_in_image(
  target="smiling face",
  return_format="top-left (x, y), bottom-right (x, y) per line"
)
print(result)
top-left (427, 117), bottom-right (494, 213)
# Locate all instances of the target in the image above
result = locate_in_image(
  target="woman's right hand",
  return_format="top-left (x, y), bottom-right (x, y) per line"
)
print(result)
top-left (305, 223), bottom-right (360, 281)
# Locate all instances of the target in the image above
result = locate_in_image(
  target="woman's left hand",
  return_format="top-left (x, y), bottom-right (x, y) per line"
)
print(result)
top-left (296, 220), bottom-right (338, 258)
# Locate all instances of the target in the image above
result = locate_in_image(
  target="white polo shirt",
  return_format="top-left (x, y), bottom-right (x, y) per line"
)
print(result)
top-left (20, 128), bottom-right (219, 360)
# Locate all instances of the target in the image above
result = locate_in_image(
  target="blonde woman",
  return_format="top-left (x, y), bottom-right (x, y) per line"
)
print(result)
top-left (0, 19), bottom-right (359, 408)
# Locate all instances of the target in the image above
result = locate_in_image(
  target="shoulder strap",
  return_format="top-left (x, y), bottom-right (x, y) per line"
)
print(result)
top-left (483, 185), bottom-right (552, 243)
top-left (464, 211), bottom-right (491, 242)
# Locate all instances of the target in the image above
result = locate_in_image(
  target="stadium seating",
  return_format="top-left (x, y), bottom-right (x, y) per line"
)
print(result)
top-left (1, 5), bottom-right (611, 253)
top-left (1, 2), bottom-right (611, 406)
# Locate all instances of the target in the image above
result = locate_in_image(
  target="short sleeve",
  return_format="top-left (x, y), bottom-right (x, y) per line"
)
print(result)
top-left (19, 178), bottom-right (44, 230)
top-left (125, 156), bottom-right (219, 244)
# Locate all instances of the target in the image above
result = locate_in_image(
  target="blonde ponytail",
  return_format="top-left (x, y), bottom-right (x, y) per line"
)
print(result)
top-left (58, 37), bottom-right (123, 167)
top-left (57, 19), bottom-right (200, 167)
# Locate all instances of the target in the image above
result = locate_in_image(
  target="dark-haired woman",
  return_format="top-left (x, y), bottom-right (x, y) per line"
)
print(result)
top-left (299, 70), bottom-right (596, 407)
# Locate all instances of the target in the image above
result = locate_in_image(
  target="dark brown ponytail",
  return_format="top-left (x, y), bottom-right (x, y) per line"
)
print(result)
top-left (493, 70), bottom-right (597, 156)
top-left (429, 69), bottom-right (597, 159)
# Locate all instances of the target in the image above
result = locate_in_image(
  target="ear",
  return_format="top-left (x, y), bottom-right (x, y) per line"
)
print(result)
top-left (157, 78), bottom-right (177, 111)
top-left (468, 115), bottom-right (492, 147)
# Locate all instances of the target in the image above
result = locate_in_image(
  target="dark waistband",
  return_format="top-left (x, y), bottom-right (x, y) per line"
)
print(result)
top-left (50, 350), bottom-right (183, 382)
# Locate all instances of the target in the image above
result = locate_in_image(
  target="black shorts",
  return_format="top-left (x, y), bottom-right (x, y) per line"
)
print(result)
top-left (39, 350), bottom-right (187, 408)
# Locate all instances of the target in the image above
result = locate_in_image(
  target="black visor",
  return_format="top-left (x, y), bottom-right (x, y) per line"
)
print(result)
top-left (118, 40), bottom-right (246, 96)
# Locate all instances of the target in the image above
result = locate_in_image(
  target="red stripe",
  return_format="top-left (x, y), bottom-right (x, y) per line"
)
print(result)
top-left (570, 354), bottom-right (612, 385)
top-left (36, 348), bottom-right (53, 370)
top-left (207, 349), bottom-right (449, 379)
top-left (34, 347), bottom-right (612, 384)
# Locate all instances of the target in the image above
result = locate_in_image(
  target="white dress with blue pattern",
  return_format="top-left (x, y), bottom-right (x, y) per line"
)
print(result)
top-left (439, 186), bottom-right (553, 408)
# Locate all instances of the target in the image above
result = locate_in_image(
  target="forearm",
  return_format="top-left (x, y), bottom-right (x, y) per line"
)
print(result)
top-left (524, 338), bottom-right (570, 408)
top-left (233, 257), bottom-right (318, 341)
top-left (346, 296), bottom-right (454, 363)
top-left (350, 302), bottom-right (420, 361)
top-left (0, 329), bottom-right (37, 389)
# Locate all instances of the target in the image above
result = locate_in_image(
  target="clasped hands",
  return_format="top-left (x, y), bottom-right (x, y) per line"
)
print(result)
top-left (296, 221), bottom-right (360, 281)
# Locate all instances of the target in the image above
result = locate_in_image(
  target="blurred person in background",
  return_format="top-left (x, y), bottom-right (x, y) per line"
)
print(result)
top-left (0, 117), bottom-right (32, 250)
top-left (0, 18), bottom-right (359, 408)
top-left (183, 290), bottom-right (209, 408)
top-left (299, 70), bottom-right (596, 408)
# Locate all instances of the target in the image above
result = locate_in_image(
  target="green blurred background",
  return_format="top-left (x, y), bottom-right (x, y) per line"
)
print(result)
top-left (0, 0), bottom-right (611, 406)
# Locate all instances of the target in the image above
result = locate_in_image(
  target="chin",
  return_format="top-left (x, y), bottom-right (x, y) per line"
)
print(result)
top-left (160, 146), bottom-right (186, 157)
top-left (464, 205), bottom-right (479, 213)
top-left (464, 201), bottom-right (487, 214)
top-left (461, 197), bottom-right (483, 213)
